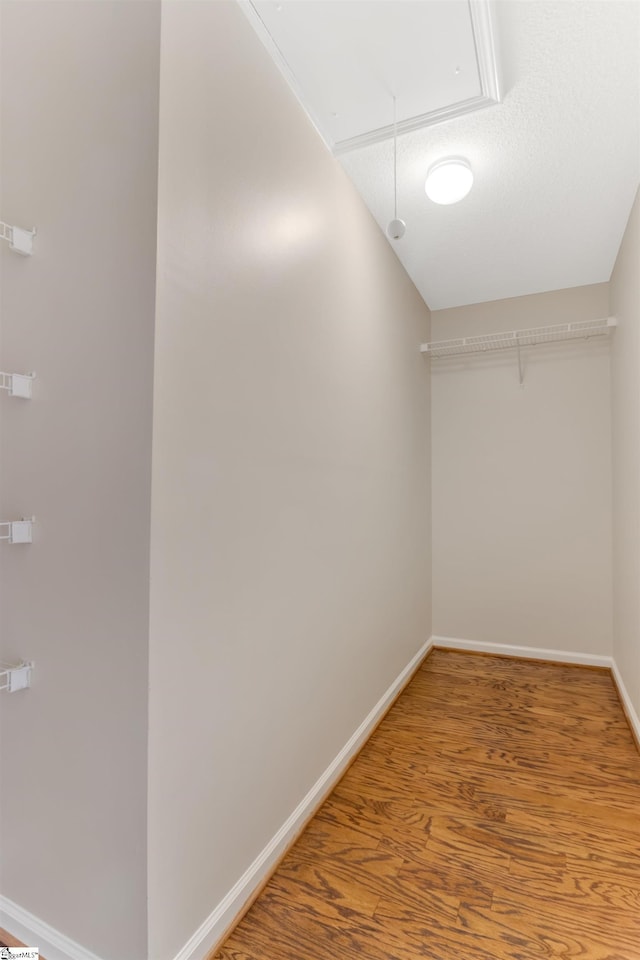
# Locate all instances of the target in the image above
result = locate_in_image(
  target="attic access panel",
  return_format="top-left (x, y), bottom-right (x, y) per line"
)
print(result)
top-left (240, 0), bottom-right (500, 153)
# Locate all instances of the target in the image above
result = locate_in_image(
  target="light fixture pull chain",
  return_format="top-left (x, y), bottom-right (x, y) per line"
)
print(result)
top-left (386, 95), bottom-right (405, 239)
top-left (393, 95), bottom-right (398, 220)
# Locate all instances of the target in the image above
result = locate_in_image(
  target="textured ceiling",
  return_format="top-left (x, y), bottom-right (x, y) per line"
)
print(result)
top-left (243, 1), bottom-right (640, 311)
top-left (340, 1), bottom-right (640, 309)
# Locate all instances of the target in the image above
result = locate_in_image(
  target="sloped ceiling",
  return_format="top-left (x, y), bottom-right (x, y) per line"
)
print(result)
top-left (241, 0), bottom-right (640, 310)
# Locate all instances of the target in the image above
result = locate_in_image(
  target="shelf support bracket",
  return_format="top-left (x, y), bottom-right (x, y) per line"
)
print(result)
top-left (0, 220), bottom-right (36, 256)
top-left (0, 371), bottom-right (35, 399)
top-left (0, 517), bottom-right (35, 544)
top-left (0, 661), bottom-right (34, 692)
top-left (516, 335), bottom-right (524, 387)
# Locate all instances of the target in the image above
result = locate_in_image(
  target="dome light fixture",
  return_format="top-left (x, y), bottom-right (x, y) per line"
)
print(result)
top-left (425, 158), bottom-right (473, 205)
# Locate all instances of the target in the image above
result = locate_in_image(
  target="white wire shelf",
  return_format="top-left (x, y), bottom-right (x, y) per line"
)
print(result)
top-left (420, 317), bottom-right (617, 359)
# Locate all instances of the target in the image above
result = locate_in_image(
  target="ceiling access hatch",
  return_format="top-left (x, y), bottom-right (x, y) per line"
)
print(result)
top-left (239, 0), bottom-right (501, 153)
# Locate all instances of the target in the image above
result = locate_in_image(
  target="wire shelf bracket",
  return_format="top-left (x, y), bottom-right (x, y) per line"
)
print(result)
top-left (0, 517), bottom-right (35, 544)
top-left (0, 220), bottom-right (36, 256)
top-left (0, 371), bottom-right (35, 399)
top-left (421, 316), bottom-right (618, 386)
top-left (0, 660), bottom-right (34, 693)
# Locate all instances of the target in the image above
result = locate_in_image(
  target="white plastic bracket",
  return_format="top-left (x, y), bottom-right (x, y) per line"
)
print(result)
top-left (0, 517), bottom-right (35, 544)
top-left (0, 660), bottom-right (34, 692)
top-left (0, 371), bottom-right (35, 399)
top-left (515, 335), bottom-right (524, 387)
top-left (0, 220), bottom-right (36, 256)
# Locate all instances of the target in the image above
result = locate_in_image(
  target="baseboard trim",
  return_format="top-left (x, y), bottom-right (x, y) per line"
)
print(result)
top-left (611, 660), bottom-right (640, 752)
top-left (0, 897), bottom-right (104, 960)
top-left (175, 638), bottom-right (434, 960)
top-left (2, 635), bottom-right (634, 959)
top-left (430, 635), bottom-right (613, 669)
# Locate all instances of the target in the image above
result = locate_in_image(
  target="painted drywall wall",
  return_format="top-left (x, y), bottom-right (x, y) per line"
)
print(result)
top-left (0, 2), bottom-right (159, 956)
top-left (432, 284), bottom-right (613, 655)
top-left (610, 188), bottom-right (640, 717)
top-left (148, 3), bottom-right (431, 957)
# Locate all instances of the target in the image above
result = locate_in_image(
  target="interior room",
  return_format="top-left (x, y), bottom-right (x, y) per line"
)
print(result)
top-left (0, 1), bottom-right (638, 959)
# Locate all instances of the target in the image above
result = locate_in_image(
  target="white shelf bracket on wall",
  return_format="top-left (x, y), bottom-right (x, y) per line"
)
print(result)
top-left (0, 517), bottom-right (35, 544)
top-left (0, 371), bottom-right (35, 399)
top-left (0, 660), bottom-right (34, 693)
top-left (421, 317), bottom-right (618, 386)
top-left (0, 220), bottom-right (36, 256)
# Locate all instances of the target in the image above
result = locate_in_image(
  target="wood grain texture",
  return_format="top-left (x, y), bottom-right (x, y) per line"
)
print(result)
top-left (213, 650), bottom-right (640, 960)
top-left (0, 929), bottom-right (24, 947)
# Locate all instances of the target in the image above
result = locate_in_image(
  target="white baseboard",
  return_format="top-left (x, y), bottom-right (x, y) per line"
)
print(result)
top-left (2, 634), bottom-right (634, 960)
top-left (611, 660), bottom-right (640, 747)
top-left (172, 637), bottom-right (434, 960)
top-left (431, 633), bottom-right (639, 748)
top-left (430, 635), bottom-right (613, 669)
top-left (0, 896), bottom-right (104, 960)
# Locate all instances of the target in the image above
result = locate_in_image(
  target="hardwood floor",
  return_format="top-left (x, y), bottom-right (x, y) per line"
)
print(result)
top-left (0, 929), bottom-right (27, 949)
top-left (214, 650), bottom-right (640, 960)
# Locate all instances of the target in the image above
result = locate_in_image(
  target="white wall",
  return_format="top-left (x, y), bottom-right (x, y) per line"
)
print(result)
top-left (0, 3), bottom-right (159, 956)
top-left (432, 284), bottom-right (613, 656)
top-left (148, 3), bottom-right (431, 957)
top-left (610, 187), bottom-right (640, 717)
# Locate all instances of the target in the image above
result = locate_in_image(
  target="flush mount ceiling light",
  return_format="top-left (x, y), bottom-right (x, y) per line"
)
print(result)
top-left (425, 158), bottom-right (473, 205)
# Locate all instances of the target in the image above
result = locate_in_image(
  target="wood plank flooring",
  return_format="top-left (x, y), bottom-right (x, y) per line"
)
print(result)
top-left (214, 650), bottom-right (640, 960)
